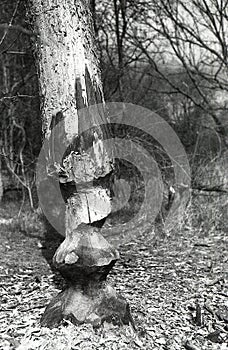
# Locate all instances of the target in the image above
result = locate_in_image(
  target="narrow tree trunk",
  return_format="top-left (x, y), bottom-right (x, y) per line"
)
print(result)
top-left (0, 155), bottom-right (3, 202)
top-left (29, 0), bottom-right (133, 329)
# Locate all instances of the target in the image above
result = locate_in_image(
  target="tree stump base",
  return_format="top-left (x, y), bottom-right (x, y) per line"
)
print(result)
top-left (40, 281), bottom-right (133, 329)
top-left (40, 224), bottom-right (134, 329)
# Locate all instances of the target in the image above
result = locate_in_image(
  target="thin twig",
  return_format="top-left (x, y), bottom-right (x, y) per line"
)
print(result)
top-left (0, 0), bottom-right (21, 48)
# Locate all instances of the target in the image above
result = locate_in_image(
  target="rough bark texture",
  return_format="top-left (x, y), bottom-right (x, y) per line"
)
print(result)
top-left (29, 0), bottom-right (132, 328)
top-left (32, 0), bottom-right (113, 227)
top-left (0, 157), bottom-right (3, 202)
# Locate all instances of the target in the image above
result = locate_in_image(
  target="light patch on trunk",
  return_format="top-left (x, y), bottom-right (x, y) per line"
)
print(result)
top-left (74, 38), bottom-right (88, 106)
top-left (64, 110), bottom-right (79, 142)
top-left (92, 130), bottom-right (105, 168)
top-left (65, 187), bottom-right (111, 233)
top-left (63, 150), bottom-right (112, 183)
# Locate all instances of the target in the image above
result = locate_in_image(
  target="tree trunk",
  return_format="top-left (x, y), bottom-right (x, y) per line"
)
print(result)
top-left (29, 0), bottom-right (133, 329)
top-left (0, 155), bottom-right (3, 203)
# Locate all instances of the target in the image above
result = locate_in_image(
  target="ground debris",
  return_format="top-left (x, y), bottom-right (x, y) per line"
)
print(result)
top-left (0, 202), bottom-right (227, 349)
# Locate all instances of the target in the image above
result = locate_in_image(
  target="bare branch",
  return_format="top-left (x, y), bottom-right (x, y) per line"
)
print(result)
top-left (0, 0), bottom-right (21, 48)
top-left (0, 24), bottom-right (34, 37)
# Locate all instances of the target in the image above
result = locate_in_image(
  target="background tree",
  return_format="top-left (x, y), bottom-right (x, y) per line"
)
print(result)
top-left (92, 0), bottom-right (227, 192)
top-left (132, 0), bottom-right (228, 188)
top-left (128, 0), bottom-right (227, 134)
top-left (0, 153), bottom-right (3, 202)
top-left (0, 0), bottom-right (40, 207)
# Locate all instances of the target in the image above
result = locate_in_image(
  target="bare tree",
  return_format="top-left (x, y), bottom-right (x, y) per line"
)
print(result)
top-left (0, 0), bottom-right (40, 208)
top-left (91, 0), bottom-right (147, 101)
top-left (130, 0), bottom-right (228, 139)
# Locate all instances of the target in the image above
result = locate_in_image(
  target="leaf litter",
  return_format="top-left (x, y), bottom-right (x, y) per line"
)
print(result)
top-left (0, 209), bottom-right (227, 350)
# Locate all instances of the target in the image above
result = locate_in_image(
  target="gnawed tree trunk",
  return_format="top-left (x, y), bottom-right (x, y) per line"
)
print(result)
top-left (29, 0), bottom-right (133, 328)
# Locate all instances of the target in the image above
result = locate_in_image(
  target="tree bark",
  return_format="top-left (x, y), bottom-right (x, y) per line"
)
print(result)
top-left (29, 0), bottom-right (133, 329)
top-left (0, 155), bottom-right (3, 202)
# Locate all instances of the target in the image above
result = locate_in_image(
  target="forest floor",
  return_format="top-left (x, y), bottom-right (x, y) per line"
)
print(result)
top-left (0, 198), bottom-right (227, 350)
